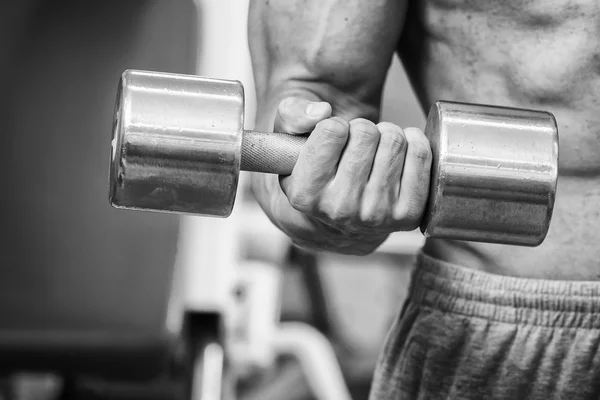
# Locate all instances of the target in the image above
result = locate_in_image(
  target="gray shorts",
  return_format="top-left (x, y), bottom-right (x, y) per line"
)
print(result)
top-left (369, 252), bottom-right (600, 400)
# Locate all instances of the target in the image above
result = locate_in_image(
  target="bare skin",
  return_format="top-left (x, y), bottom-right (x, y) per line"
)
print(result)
top-left (248, 0), bottom-right (600, 280)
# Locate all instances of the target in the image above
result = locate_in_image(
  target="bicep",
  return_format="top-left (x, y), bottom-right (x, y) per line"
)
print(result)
top-left (248, 0), bottom-right (408, 118)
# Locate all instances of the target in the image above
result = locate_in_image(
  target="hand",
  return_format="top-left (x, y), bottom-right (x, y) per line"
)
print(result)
top-left (252, 97), bottom-right (433, 255)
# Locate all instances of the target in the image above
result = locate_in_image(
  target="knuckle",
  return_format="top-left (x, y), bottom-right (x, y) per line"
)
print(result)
top-left (394, 201), bottom-right (424, 230)
top-left (350, 118), bottom-right (380, 140)
top-left (377, 121), bottom-right (400, 131)
top-left (276, 97), bottom-right (305, 133)
top-left (350, 117), bottom-right (376, 127)
top-left (278, 97), bottom-right (296, 118)
top-left (279, 96), bottom-right (293, 108)
top-left (319, 199), bottom-right (355, 223)
top-left (360, 208), bottom-right (388, 227)
top-left (287, 186), bottom-right (315, 212)
top-left (378, 124), bottom-right (407, 151)
top-left (359, 196), bottom-right (390, 227)
top-left (316, 117), bottom-right (349, 140)
top-left (409, 139), bottom-right (432, 164)
top-left (404, 128), bottom-right (432, 163)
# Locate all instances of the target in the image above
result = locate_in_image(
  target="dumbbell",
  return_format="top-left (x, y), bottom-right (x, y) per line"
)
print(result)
top-left (109, 70), bottom-right (558, 247)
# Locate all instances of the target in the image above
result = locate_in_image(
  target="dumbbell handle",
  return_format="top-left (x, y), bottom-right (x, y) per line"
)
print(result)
top-left (241, 130), bottom-right (307, 175)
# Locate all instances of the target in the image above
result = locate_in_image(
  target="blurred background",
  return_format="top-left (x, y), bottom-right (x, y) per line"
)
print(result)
top-left (0, 0), bottom-right (426, 399)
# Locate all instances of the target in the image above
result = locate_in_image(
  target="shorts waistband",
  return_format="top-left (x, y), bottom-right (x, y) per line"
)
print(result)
top-left (411, 252), bottom-right (600, 329)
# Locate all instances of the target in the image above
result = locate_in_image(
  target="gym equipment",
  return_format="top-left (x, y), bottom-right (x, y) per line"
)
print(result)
top-left (109, 70), bottom-right (558, 247)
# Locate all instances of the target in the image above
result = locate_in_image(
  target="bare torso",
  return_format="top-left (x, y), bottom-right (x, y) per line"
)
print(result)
top-left (399, 0), bottom-right (600, 279)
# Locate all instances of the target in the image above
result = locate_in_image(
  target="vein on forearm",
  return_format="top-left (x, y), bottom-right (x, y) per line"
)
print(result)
top-left (249, 0), bottom-right (404, 130)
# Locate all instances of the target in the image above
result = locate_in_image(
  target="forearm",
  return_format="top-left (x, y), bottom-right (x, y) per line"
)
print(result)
top-left (249, 0), bottom-right (405, 130)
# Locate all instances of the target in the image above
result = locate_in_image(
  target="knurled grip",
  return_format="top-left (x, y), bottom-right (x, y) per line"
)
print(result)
top-left (241, 130), bottom-right (308, 175)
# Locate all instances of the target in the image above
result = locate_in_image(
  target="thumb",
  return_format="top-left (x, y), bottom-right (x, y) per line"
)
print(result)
top-left (274, 97), bottom-right (332, 135)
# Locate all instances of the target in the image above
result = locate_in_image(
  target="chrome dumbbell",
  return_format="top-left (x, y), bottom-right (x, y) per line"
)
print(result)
top-left (109, 70), bottom-right (558, 246)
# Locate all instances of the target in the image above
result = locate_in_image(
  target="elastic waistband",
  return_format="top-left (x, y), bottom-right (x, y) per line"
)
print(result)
top-left (411, 252), bottom-right (600, 329)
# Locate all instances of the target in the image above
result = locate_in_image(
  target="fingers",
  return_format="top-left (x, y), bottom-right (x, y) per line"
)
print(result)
top-left (320, 118), bottom-right (381, 220)
top-left (359, 122), bottom-right (407, 225)
top-left (335, 118), bottom-right (381, 185)
top-left (274, 97), bottom-right (332, 134)
top-left (280, 117), bottom-right (350, 211)
top-left (277, 110), bottom-right (432, 233)
top-left (392, 127), bottom-right (433, 230)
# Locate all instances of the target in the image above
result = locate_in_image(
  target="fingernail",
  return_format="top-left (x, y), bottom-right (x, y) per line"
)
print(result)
top-left (305, 102), bottom-right (329, 117)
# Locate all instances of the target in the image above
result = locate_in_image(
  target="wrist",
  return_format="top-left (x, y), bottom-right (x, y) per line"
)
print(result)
top-left (254, 86), bottom-right (323, 132)
top-left (253, 81), bottom-right (382, 131)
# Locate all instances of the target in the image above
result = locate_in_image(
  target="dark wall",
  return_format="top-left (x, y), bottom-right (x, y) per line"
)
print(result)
top-left (0, 0), bottom-right (197, 375)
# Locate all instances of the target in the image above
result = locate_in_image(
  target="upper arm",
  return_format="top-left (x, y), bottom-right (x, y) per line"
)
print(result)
top-left (248, 0), bottom-right (408, 121)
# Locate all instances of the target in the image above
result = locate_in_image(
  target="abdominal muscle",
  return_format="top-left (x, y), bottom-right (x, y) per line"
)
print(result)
top-left (423, 177), bottom-right (600, 280)
top-left (400, 0), bottom-right (600, 280)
